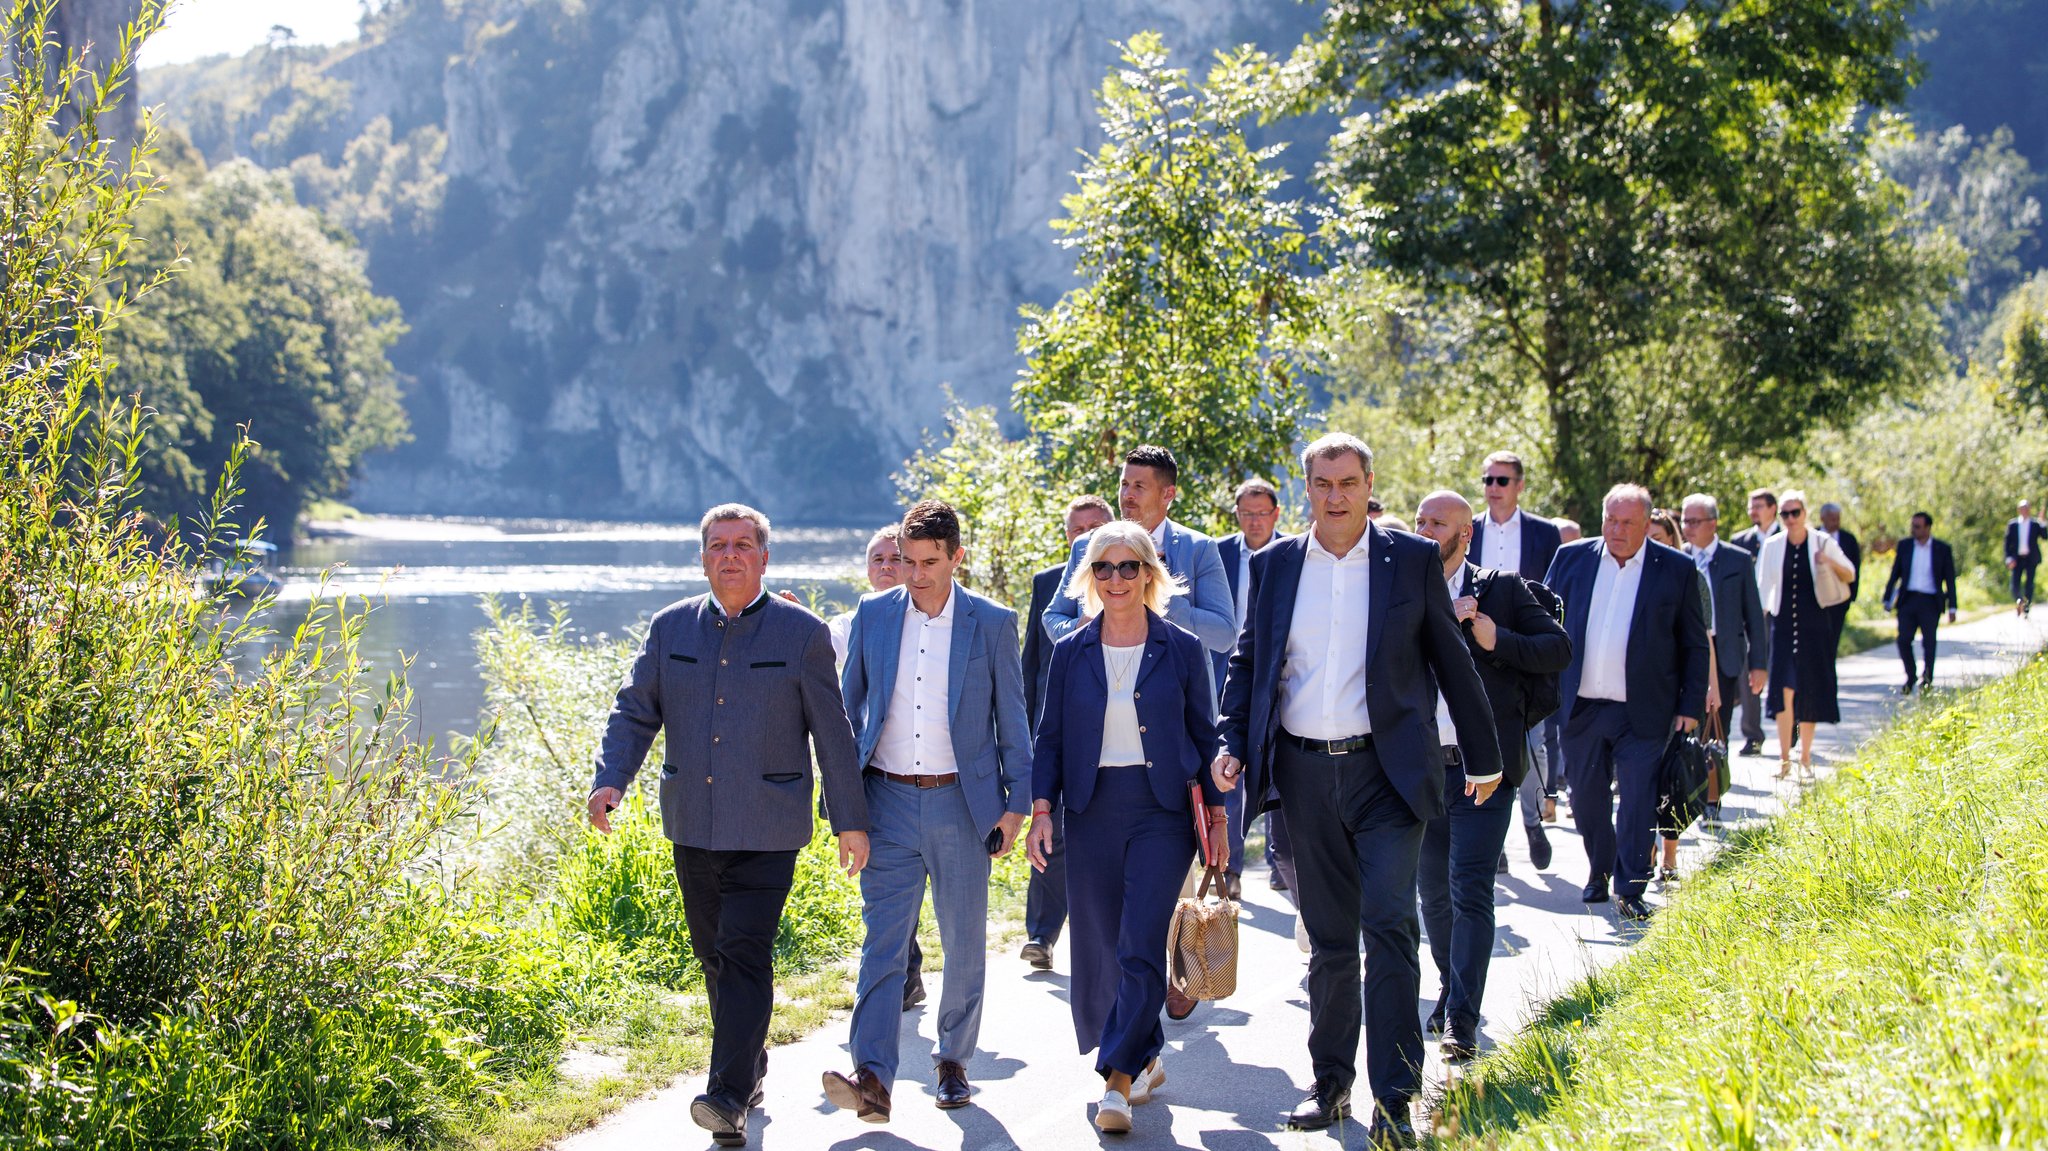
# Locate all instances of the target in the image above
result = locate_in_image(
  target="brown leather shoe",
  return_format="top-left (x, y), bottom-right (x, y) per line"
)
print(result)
top-left (935, 1060), bottom-right (971, 1109)
top-left (1165, 984), bottom-right (1197, 1020)
top-left (821, 1067), bottom-right (891, 1123)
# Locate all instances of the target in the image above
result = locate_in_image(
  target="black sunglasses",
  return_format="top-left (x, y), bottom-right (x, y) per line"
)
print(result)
top-left (1480, 476), bottom-right (1517, 487)
top-left (1090, 560), bottom-right (1144, 582)
top-left (1781, 507), bottom-right (1805, 519)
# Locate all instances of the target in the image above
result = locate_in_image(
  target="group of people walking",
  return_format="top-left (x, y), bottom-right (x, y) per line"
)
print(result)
top-left (582, 436), bottom-right (2024, 1148)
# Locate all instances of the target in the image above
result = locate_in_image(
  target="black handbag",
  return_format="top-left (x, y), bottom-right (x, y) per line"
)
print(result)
top-left (1656, 727), bottom-right (1713, 836)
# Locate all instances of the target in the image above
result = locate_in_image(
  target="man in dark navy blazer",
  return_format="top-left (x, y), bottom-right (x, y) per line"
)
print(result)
top-left (1543, 485), bottom-right (1710, 922)
top-left (1212, 434), bottom-right (1501, 1145)
top-left (1016, 494), bottom-right (1113, 972)
top-left (2007, 499), bottom-right (2043, 617)
top-left (1213, 478), bottom-right (1284, 897)
top-left (1885, 511), bottom-right (1959, 692)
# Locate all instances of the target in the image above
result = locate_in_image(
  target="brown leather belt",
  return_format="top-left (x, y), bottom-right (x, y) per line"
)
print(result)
top-left (865, 767), bottom-right (959, 789)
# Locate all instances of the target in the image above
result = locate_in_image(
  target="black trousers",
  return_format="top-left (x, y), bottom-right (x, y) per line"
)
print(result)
top-left (1707, 670), bottom-right (1742, 750)
top-left (674, 844), bottom-right (799, 1106)
top-left (2014, 562), bottom-right (2039, 605)
top-left (1896, 592), bottom-right (1942, 684)
top-left (1023, 805), bottom-right (1068, 945)
top-left (1273, 735), bottom-right (1426, 1109)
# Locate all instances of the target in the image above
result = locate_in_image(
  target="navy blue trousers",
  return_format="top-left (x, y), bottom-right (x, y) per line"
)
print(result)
top-left (1563, 700), bottom-right (1666, 900)
top-left (1023, 805), bottom-right (1068, 946)
top-left (1417, 756), bottom-right (1515, 1032)
top-left (1063, 765), bottom-right (1197, 1077)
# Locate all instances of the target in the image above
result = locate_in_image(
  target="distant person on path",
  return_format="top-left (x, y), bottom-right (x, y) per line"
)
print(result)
top-left (1544, 484), bottom-right (1709, 923)
top-left (1411, 491), bottom-right (1570, 1062)
top-left (1757, 491), bottom-right (1857, 782)
top-left (1216, 479), bottom-right (1284, 902)
top-left (1681, 493), bottom-right (1767, 827)
top-left (1210, 434), bottom-right (1501, 1146)
top-left (1884, 512), bottom-right (1958, 694)
top-left (2007, 499), bottom-right (2043, 617)
top-left (824, 501), bottom-right (1031, 1122)
top-left (827, 525), bottom-right (903, 664)
top-left (1819, 503), bottom-right (1862, 649)
top-left (1470, 450), bottom-right (1566, 863)
top-left (1555, 518), bottom-right (1582, 544)
top-left (1025, 521), bottom-right (1226, 1135)
top-left (1730, 488), bottom-right (1780, 758)
top-left (1017, 493), bottom-right (1114, 973)
top-left (586, 504), bottom-right (870, 1148)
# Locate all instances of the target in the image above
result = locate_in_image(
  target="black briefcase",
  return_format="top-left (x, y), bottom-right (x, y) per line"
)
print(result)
top-left (1656, 730), bottom-right (1713, 836)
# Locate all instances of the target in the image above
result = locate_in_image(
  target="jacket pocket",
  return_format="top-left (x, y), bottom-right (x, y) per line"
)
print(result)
top-left (762, 771), bottom-right (803, 783)
top-left (750, 660), bottom-right (787, 669)
top-left (660, 762), bottom-right (679, 777)
top-left (669, 653), bottom-right (699, 664)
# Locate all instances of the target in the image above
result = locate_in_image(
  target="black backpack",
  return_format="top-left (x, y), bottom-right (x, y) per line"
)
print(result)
top-left (1517, 576), bottom-right (1565, 726)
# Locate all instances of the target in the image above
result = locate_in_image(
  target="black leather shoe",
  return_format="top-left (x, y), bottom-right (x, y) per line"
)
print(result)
top-left (903, 973), bottom-right (927, 1011)
top-left (690, 1092), bottom-right (748, 1147)
top-left (1616, 894), bottom-right (1653, 922)
top-left (1921, 675), bottom-right (1934, 692)
top-left (1285, 1080), bottom-right (1351, 1130)
top-left (1424, 996), bottom-right (1446, 1038)
top-left (1442, 1016), bottom-right (1479, 1062)
top-left (935, 1060), bottom-right (971, 1109)
top-left (1739, 740), bottom-right (1763, 757)
top-left (1581, 873), bottom-right (1610, 903)
top-left (1900, 680), bottom-right (1917, 695)
top-left (1269, 868), bottom-right (1289, 892)
top-left (1497, 850), bottom-right (1510, 874)
top-left (1526, 823), bottom-right (1553, 870)
top-left (1019, 938), bottom-right (1052, 970)
top-left (821, 1067), bottom-right (892, 1123)
top-left (1225, 871), bottom-right (1243, 900)
top-left (1368, 1101), bottom-right (1418, 1148)
top-left (748, 1082), bottom-right (764, 1108)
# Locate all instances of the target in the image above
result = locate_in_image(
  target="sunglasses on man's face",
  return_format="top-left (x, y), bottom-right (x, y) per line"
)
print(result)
top-left (1091, 560), bottom-right (1145, 582)
top-left (1480, 475), bottom-right (1516, 487)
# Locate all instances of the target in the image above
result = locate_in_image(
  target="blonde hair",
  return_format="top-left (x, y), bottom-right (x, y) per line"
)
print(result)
top-left (1066, 521), bottom-right (1186, 617)
top-left (1779, 488), bottom-right (1810, 513)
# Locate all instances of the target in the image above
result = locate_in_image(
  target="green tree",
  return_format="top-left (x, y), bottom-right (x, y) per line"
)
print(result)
top-left (1298, 0), bottom-right (1955, 517)
top-left (1879, 121), bottom-right (2042, 352)
top-left (894, 401), bottom-right (1066, 612)
top-left (1015, 33), bottom-right (1318, 534)
top-left (1991, 271), bottom-right (2048, 417)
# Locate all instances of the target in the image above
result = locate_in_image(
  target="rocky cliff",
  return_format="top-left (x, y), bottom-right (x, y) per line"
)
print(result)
top-left (145, 0), bottom-right (1319, 521)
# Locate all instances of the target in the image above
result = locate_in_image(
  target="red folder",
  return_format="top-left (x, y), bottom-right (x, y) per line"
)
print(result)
top-left (1191, 783), bottom-right (1215, 869)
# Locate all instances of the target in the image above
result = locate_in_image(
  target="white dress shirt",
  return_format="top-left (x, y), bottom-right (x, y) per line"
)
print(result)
top-left (1100, 642), bottom-right (1147, 765)
top-left (1233, 539), bottom-right (1253, 632)
top-left (1280, 530), bottom-right (1374, 740)
top-left (872, 587), bottom-right (958, 776)
top-left (710, 590), bottom-right (769, 617)
top-left (1482, 509), bottom-right (1523, 576)
top-left (1579, 546), bottom-right (1647, 703)
top-left (1434, 570), bottom-right (1462, 747)
top-left (1908, 540), bottom-right (1937, 594)
top-left (2022, 519), bottom-right (2036, 557)
top-left (828, 610), bottom-right (855, 666)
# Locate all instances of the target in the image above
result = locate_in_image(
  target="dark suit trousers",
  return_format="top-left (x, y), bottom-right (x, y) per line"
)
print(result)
top-left (1897, 591), bottom-right (1942, 682)
top-left (1274, 737), bottom-right (1426, 1107)
top-left (673, 845), bottom-right (798, 1105)
top-left (2013, 561), bottom-right (2038, 605)
top-left (1023, 806), bottom-right (1069, 945)
top-left (1417, 752), bottom-right (1515, 1032)
top-left (1708, 671), bottom-right (1741, 753)
top-left (1562, 701), bottom-right (1666, 900)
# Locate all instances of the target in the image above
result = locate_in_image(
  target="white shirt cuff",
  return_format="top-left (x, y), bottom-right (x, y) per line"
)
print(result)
top-left (1462, 772), bottom-right (1503, 786)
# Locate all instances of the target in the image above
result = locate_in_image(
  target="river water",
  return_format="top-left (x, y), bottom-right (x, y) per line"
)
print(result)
top-left (235, 517), bottom-right (867, 750)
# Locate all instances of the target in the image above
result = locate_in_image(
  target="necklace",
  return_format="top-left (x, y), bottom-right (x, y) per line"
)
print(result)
top-left (1106, 644), bottom-right (1143, 690)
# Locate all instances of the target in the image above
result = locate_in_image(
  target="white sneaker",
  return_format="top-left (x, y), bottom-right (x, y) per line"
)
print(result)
top-left (1295, 913), bottom-right (1311, 953)
top-left (1128, 1057), bottom-right (1166, 1105)
top-left (1095, 1089), bottom-right (1133, 1133)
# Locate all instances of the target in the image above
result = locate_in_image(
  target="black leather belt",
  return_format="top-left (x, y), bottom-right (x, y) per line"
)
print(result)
top-left (1281, 730), bottom-right (1373, 756)
top-left (865, 768), bottom-right (958, 789)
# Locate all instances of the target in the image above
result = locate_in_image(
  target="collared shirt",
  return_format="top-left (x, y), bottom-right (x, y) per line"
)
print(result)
top-left (828, 609), bottom-right (855, 667)
top-left (1692, 540), bottom-right (1719, 635)
top-left (1908, 540), bottom-right (1937, 594)
top-left (1435, 569), bottom-right (1462, 747)
top-left (710, 589), bottom-right (769, 617)
top-left (1233, 538), bottom-right (1254, 631)
top-left (872, 587), bottom-right (958, 776)
top-left (1579, 545), bottom-right (1647, 702)
top-left (2022, 519), bottom-right (2036, 556)
top-left (1280, 529), bottom-right (1373, 740)
top-left (1481, 509), bottom-right (1522, 576)
top-left (1150, 518), bottom-right (1171, 568)
top-left (1100, 642), bottom-right (1147, 765)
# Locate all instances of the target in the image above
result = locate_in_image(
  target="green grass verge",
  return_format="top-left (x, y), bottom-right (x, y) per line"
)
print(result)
top-left (1437, 653), bottom-right (2048, 1148)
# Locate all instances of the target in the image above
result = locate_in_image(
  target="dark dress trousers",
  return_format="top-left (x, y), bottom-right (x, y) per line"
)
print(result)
top-left (1689, 542), bottom-right (1767, 742)
top-left (1884, 537), bottom-right (1959, 684)
top-left (2008, 518), bottom-right (2044, 605)
top-left (1825, 528), bottom-right (1862, 649)
top-left (1218, 526), bottom-right (1502, 1109)
top-left (1729, 525), bottom-right (1775, 744)
top-left (1417, 563), bottom-right (1571, 1035)
top-left (1543, 540), bottom-right (1710, 901)
top-left (1470, 510), bottom-right (1564, 584)
top-left (592, 592), bottom-right (867, 1108)
top-left (1033, 612), bottom-right (1223, 1077)
top-left (1020, 562), bottom-right (1070, 947)
top-left (1213, 532), bottom-right (1254, 877)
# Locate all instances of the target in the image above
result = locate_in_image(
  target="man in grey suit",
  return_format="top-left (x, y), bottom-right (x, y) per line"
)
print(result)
top-left (1680, 493), bottom-right (1767, 826)
top-left (1017, 494), bottom-right (1113, 972)
top-left (824, 501), bottom-right (1032, 1122)
top-left (588, 504), bottom-right (870, 1148)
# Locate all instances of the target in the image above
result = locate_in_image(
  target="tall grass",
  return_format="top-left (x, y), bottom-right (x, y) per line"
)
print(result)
top-left (1441, 655), bottom-right (2048, 1148)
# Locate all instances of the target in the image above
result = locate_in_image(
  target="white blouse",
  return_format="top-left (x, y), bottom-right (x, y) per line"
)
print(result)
top-left (1100, 642), bottom-right (1147, 766)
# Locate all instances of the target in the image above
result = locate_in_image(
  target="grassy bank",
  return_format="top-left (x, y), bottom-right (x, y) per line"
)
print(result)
top-left (1439, 653), bottom-right (2048, 1148)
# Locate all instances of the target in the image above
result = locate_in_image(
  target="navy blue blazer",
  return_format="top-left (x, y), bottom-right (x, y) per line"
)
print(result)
top-left (1543, 539), bottom-right (1712, 741)
top-left (1032, 611), bottom-right (1225, 817)
top-left (1472, 511), bottom-right (1563, 584)
top-left (1020, 562), bottom-right (1064, 734)
top-left (1217, 525), bottom-right (1503, 825)
top-left (843, 584), bottom-right (1032, 837)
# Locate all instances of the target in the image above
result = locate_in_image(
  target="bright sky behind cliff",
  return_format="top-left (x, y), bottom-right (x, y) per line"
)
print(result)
top-left (141, 0), bottom-right (364, 68)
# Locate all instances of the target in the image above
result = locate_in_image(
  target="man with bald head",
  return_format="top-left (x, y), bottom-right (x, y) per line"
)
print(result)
top-left (1543, 485), bottom-right (1710, 922)
top-left (1410, 492), bottom-right (1571, 1060)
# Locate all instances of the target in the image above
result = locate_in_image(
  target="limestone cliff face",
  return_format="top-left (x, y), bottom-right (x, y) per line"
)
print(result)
top-left (151, 0), bottom-right (1318, 521)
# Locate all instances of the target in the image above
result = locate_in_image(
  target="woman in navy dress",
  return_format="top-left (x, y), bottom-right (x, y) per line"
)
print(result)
top-left (1025, 520), bottom-right (1228, 1135)
top-left (1756, 490), bottom-right (1857, 781)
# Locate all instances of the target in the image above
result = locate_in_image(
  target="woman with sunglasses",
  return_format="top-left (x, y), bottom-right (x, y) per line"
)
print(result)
top-left (1026, 520), bottom-right (1228, 1134)
top-left (1755, 489), bottom-right (1857, 780)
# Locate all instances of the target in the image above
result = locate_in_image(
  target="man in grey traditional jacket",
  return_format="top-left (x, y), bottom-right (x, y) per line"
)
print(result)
top-left (587, 503), bottom-right (870, 1148)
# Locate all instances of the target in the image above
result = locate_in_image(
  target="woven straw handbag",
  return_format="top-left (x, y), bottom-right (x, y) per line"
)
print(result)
top-left (1167, 861), bottom-right (1240, 1001)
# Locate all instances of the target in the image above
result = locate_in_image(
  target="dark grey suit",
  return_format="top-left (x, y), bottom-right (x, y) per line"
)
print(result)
top-left (1688, 540), bottom-right (1766, 742)
top-left (591, 591), bottom-right (866, 1109)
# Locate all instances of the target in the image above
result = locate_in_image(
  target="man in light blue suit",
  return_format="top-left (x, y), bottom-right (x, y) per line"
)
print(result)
top-left (823, 500), bottom-right (1031, 1122)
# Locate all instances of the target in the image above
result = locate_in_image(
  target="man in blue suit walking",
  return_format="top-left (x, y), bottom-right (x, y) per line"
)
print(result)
top-left (1213, 477), bottom-right (1284, 898)
top-left (1543, 484), bottom-right (1710, 922)
top-left (1212, 434), bottom-right (1501, 1146)
top-left (823, 501), bottom-right (1031, 1122)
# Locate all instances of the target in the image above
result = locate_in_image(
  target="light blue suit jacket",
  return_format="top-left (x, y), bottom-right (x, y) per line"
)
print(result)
top-left (1040, 519), bottom-right (1235, 703)
top-left (842, 583), bottom-right (1032, 836)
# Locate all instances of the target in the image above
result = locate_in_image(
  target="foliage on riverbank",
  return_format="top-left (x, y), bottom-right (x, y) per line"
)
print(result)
top-left (1440, 652), bottom-right (2048, 1148)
